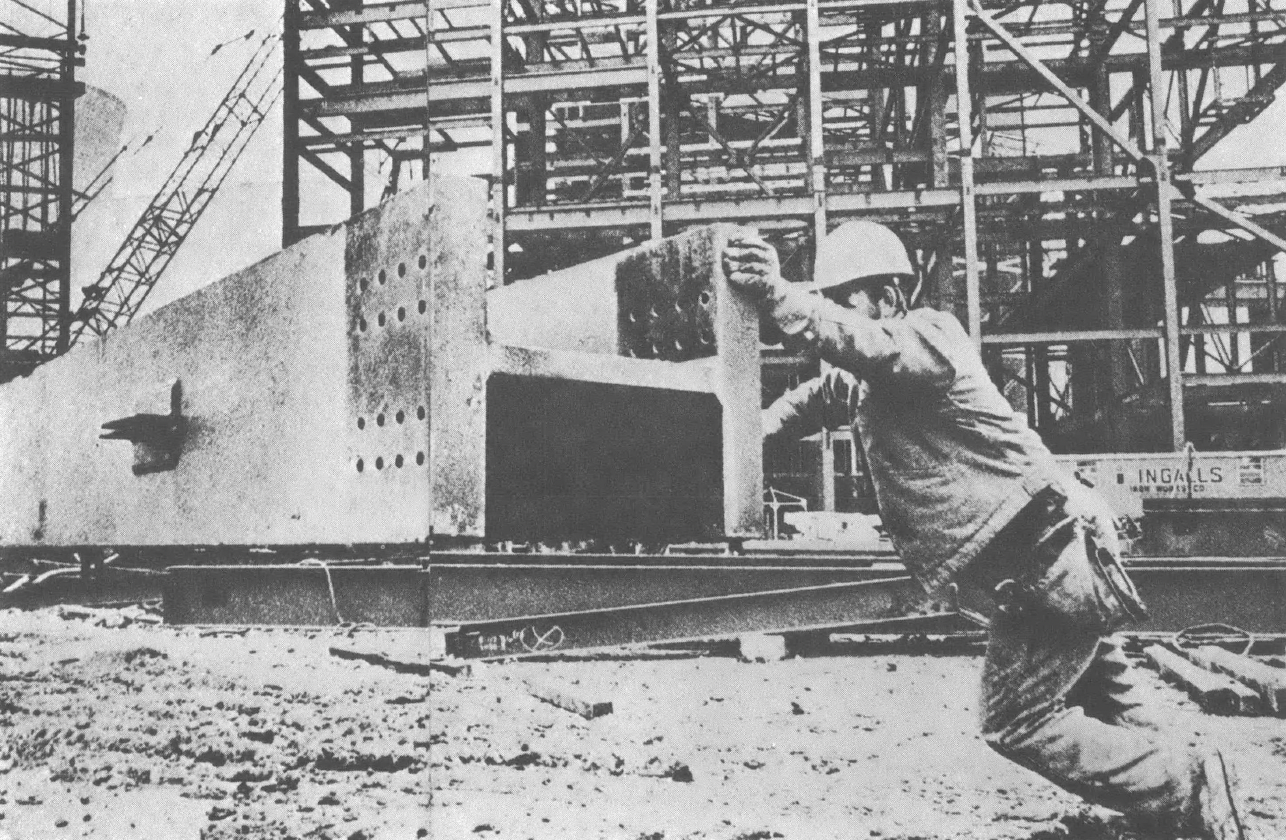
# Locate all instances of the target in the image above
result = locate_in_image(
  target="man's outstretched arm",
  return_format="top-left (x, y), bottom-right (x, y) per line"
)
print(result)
top-left (763, 368), bottom-right (860, 441)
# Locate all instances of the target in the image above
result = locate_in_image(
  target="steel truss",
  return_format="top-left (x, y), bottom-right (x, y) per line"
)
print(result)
top-left (0, 0), bottom-right (83, 382)
top-left (285, 0), bottom-right (1286, 510)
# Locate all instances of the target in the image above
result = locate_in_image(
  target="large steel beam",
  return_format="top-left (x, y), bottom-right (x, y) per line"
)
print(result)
top-left (158, 557), bottom-right (1286, 646)
top-left (443, 575), bottom-right (956, 658)
top-left (0, 177), bottom-right (765, 547)
top-left (487, 224), bottom-right (764, 539)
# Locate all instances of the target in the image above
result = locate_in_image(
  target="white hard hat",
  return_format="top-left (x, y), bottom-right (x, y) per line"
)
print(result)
top-left (811, 220), bottom-right (914, 293)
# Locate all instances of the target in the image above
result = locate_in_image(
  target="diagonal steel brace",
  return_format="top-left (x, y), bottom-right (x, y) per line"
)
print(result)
top-left (966, 0), bottom-right (1145, 165)
top-left (1184, 189), bottom-right (1286, 253)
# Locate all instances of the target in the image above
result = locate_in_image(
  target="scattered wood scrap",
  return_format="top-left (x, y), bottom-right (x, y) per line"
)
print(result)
top-left (328, 643), bottom-right (472, 678)
top-left (523, 677), bottom-right (613, 719)
top-left (1186, 646), bottom-right (1286, 714)
top-left (1144, 645), bottom-right (1261, 715)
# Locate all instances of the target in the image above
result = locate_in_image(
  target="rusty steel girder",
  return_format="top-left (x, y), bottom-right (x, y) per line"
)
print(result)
top-left (0, 176), bottom-right (763, 548)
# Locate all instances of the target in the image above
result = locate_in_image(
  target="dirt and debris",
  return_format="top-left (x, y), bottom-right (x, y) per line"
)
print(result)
top-left (1, 606), bottom-right (1284, 839)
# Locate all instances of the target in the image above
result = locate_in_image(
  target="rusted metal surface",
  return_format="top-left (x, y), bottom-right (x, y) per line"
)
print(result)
top-left (426, 179), bottom-right (490, 537)
top-left (346, 177), bottom-right (469, 540)
top-left (616, 226), bottom-right (764, 537)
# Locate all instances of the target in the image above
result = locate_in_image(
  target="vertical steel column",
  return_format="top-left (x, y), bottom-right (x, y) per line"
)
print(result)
top-left (927, 11), bottom-right (949, 188)
top-left (54, 0), bottom-right (76, 355)
top-left (805, 0), bottom-right (825, 243)
top-left (1225, 279), bottom-right (1241, 370)
top-left (1146, 0), bottom-right (1186, 450)
top-left (646, 0), bottom-right (663, 240)
top-left (1268, 261), bottom-right (1281, 373)
top-left (952, 0), bottom-right (981, 344)
top-left (805, 0), bottom-right (834, 512)
top-left (282, 0), bottom-right (301, 247)
top-left (424, 0), bottom-right (435, 196)
top-left (348, 0), bottom-right (366, 219)
top-left (490, 0), bottom-right (506, 283)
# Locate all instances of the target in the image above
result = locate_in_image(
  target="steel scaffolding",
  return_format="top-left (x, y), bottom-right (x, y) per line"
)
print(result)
top-left (0, 0), bottom-right (83, 383)
top-left (284, 0), bottom-right (1286, 505)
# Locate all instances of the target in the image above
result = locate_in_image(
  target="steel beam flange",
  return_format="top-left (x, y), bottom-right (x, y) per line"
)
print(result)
top-left (442, 576), bottom-right (957, 659)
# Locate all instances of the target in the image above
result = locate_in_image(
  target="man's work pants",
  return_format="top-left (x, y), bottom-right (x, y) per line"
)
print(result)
top-left (976, 527), bottom-right (1202, 832)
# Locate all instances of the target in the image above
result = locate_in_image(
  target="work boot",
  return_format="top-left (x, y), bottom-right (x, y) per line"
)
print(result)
top-left (1194, 750), bottom-right (1245, 840)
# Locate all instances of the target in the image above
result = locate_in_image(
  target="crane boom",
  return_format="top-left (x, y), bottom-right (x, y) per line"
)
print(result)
top-left (71, 32), bottom-right (281, 345)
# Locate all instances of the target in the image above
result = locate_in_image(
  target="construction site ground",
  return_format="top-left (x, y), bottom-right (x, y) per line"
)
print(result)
top-left (1, 607), bottom-right (1284, 840)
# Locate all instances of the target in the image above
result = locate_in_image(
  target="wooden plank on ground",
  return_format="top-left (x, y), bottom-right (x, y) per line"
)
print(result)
top-left (523, 678), bottom-right (613, 719)
top-left (329, 643), bottom-right (472, 678)
top-left (1188, 645), bottom-right (1286, 714)
top-left (1144, 645), bottom-right (1260, 715)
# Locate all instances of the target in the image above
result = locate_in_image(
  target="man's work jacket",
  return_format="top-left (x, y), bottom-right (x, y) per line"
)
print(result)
top-left (762, 288), bottom-right (1067, 594)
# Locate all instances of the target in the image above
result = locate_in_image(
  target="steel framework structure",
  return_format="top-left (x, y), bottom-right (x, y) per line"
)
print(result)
top-left (0, 0), bottom-right (83, 383)
top-left (284, 0), bottom-right (1286, 508)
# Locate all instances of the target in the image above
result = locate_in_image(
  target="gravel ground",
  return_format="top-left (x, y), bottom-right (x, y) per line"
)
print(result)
top-left (1, 607), bottom-right (1284, 840)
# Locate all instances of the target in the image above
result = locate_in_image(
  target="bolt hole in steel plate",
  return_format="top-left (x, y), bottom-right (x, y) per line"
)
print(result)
top-left (345, 183), bottom-right (443, 541)
top-left (616, 228), bottom-right (721, 364)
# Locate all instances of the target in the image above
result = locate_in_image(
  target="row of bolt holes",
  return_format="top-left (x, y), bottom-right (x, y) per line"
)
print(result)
top-left (357, 406), bottom-right (426, 430)
top-left (357, 256), bottom-right (430, 332)
top-left (356, 452), bottom-right (424, 473)
top-left (624, 293), bottom-right (714, 356)
top-left (356, 408), bottom-right (425, 471)
top-left (625, 334), bottom-right (714, 358)
top-left (358, 300), bottom-right (427, 332)
top-left (355, 260), bottom-right (428, 472)
top-left (624, 291), bottom-right (713, 324)
top-left (358, 255), bottom-right (428, 293)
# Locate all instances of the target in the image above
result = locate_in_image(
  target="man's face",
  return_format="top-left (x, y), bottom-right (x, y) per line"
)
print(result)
top-left (822, 284), bottom-right (884, 319)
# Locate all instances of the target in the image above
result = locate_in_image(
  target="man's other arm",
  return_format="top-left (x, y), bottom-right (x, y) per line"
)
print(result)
top-left (763, 368), bottom-right (860, 441)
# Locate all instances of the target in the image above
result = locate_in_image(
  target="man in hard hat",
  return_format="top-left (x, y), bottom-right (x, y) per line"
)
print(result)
top-left (722, 222), bottom-right (1245, 840)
